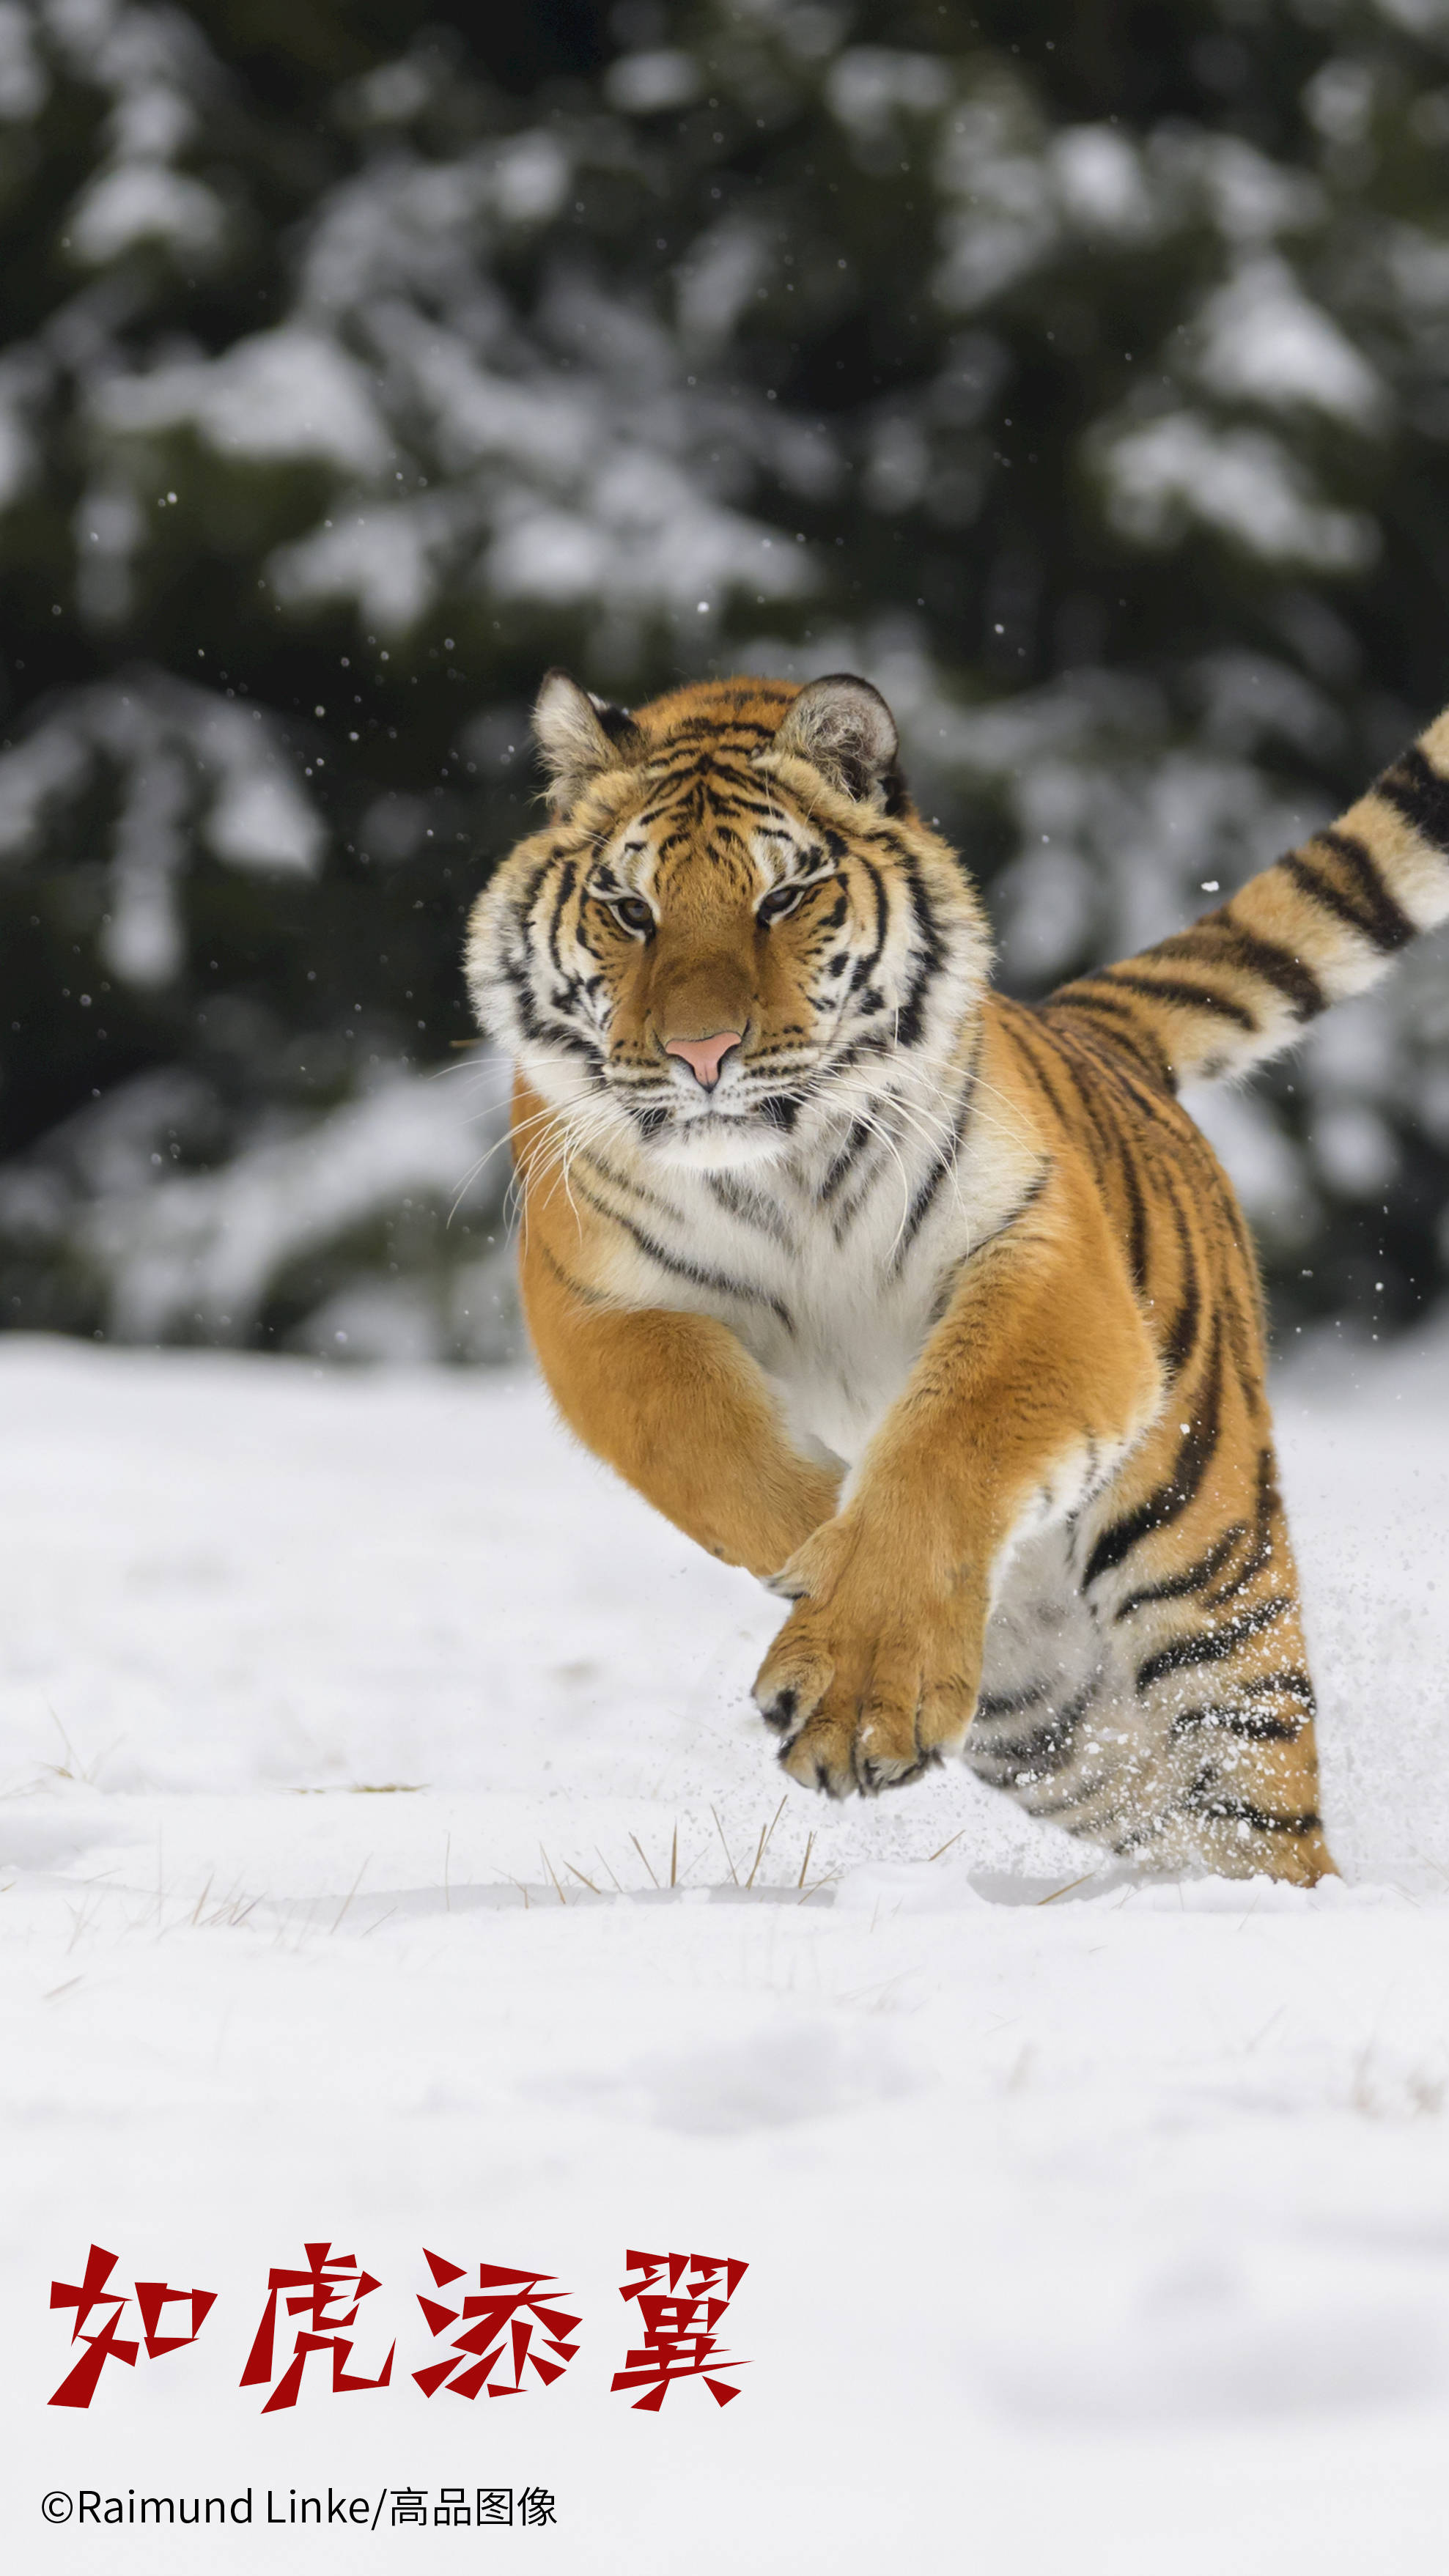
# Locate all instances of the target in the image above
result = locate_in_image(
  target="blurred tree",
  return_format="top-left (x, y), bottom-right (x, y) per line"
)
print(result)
top-left (2, 0), bottom-right (1449, 1355)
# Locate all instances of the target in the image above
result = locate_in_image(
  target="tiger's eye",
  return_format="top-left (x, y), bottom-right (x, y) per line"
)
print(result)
top-left (758, 883), bottom-right (804, 926)
top-left (612, 896), bottom-right (655, 935)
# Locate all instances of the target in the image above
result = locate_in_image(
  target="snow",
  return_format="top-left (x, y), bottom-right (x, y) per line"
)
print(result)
top-left (0, 673), bottom-right (321, 916)
top-left (1193, 256), bottom-right (1384, 428)
top-left (1052, 125), bottom-right (1156, 240)
top-left (102, 331), bottom-right (394, 478)
top-left (80, 1068), bottom-right (506, 1345)
top-left (605, 49), bottom-right (705, 116)
top-left (69, 162), bottom-right (225, 265)
top-left (0, 0), bottom-right (45, 121)
top-left (1098, 409), bottom-right (1377, 567)
top-left (4, 1326), bottom-right (1449, 2569)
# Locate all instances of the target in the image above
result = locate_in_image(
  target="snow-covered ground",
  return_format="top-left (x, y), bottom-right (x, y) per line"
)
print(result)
top-left (4, 1327), bottom-right (1449, 2572)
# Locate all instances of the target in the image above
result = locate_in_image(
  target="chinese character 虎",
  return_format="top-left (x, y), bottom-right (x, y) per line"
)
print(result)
top-left (49, 2245), bottom-right (216, 2410)
top-left (240, 2243), bottom-right (394, 2413)
top-left (433, 2488), bottom-right (471, 2525)
top-left (476, 2488), bottom-right (513, 2527)
top-left (391, 2490), bottom-right (426, 2526)
top-left (517, 2487), bottom-right (557, 2527)
top-left (413, 2251), bottom-right (579, 2400)
top-left (610, 2249), bottom-right (748, 2410)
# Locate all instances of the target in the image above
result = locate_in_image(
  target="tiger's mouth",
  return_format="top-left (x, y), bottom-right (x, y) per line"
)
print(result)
top-left (622, 1085), bottom-right (803, 1170)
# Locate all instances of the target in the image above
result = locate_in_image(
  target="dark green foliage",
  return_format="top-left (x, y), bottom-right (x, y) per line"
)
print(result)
top-left (2, 0), bottom-right (1449, 1354)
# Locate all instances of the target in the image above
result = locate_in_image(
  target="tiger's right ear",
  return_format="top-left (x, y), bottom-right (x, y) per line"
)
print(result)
top-left (532, 670), bottom-right (645, 818)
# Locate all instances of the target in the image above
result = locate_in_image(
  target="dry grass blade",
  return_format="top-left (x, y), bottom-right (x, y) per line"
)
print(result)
top-left (797, 1866), bottom-right (838, 1906)
top-left (628, 1832), bottom-right (660, 1889)
top-left (1036, 1870), bottom-right (1098, 1907)
top-left (330, 1858), bottom-right (369, 1933)
top-left (796, 1831), bottom-right (814, 1891)
top-left (745, 1796), bottom-right (787, 1890)
top-left (564, 1860), bottom-right (605, 1895)
top-left (539, 1845), bottom-right (568, 1906)
top-left (712, 1807), bottom-right (738, 1886)
top-left (926, 1828), bottom-right (965, 1864)
top-left (670, 1822), bottom-right (678, 1890)
top-left (594, 1845), bottom-right (625, 1894)
top-left (189, 1870), bottom-right (215, 1927)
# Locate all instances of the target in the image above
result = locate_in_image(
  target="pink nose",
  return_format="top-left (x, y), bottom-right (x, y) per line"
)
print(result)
top-left (664, 1030), bottom-right (742, 1090)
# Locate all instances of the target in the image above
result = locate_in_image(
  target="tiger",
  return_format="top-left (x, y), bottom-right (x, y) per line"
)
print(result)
top-left (465, 666), bottom-right (1449, 1883)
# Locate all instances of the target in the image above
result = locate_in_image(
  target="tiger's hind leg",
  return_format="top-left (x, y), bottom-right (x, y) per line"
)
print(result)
top-left (1083, 1436), bottom-right (1335, 1883)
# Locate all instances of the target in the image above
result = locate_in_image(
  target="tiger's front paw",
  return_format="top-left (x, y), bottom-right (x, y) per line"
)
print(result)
top-left (753, 1521), bottom-right (982, 1798)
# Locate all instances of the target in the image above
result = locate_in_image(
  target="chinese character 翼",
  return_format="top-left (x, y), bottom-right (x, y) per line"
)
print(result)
top-left (49, 2245), bottom-right (215, 2410)
top-left (240, 2243), bottom-right (394, 2413)
top-left (413, 2251), bottom-right (579, 2400)
top-left (611, 2250), bottom-right (748, 2410)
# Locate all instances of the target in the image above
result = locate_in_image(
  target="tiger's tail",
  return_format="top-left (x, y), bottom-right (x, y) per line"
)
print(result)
top-left (1044, 707), bottom-right (1449, 1088)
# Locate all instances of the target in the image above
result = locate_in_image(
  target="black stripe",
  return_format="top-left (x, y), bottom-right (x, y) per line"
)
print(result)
top-left (1179, 1789), bottom-right (1321, 1837)
top-left (1096, 969), bottom-right (1258, 1032)
top-left (1108, 1102), bottom-right (1144, 1298)
top-left (1286, 833), bottom-right (1415, 953)
top-left (1377, 742), bottom-right (1449, 854)
top-left (545, 860), bottom-right (577, 973)
top-left (1041, 1023), bottom-right (1124, 1166)
top-left (850, 856), bottom-right (891, 989)
top-left (1044, 989), bottom-right (1180, 1092)
top-left (1135, 1593), bottom-right (1291, 1694)
top-left (1113, 1524), bottom-right (1245, 1622)
top-left (538, 1240), bottom-right (609, 1307)
top-left (819, 1117), bottom-right (871, 1204)
top-left (1169, 1702), bottom-right (1303, 1743)
top-left (1083, 1323), bottom-right (1225, 1590)
top-left (934, 1165), bottom-right (1051, 1302)
top-left (889, 852), bottom-right (947, 1048)
top-left (706, 1173), bottom-right (794, 1247)
top-left (1157, 1170), bottom-right (1202, 1380)
top-left (1209, 918), bottom-right (1324, 1020)
top-left (973, 1682), bottom-right (1050, 1723)
top-left (1168, 1664), bottom-right (1316, 1732)
top-left (572, 1178), bottom-right (795, 1333)
top-left (889, 1139), bottom-right (956, 1272)
top-left (1006, 1011), bottom-right (1079, 1132)
top-left (967, 1680), bottom-right (1099, 1782)
top-left (1022, 1769), bottom-right (1115, 1823)
top-left (1202, 1449), bottom-right (1277, 1607)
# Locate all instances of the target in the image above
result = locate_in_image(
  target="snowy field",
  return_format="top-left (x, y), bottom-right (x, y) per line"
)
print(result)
top-left (4, 1326), bottom-right (1449, 2573)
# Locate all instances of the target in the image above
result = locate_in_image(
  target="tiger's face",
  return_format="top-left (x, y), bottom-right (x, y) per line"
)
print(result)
top-left (465, 671), bottom-right (992, 1172)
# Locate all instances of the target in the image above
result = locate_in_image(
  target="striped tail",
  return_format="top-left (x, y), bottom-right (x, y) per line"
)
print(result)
top-left (1045, 708), bottom-right (1449, 1088)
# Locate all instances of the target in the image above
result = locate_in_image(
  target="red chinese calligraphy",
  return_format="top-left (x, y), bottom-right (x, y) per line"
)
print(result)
top-left (413, 2251), bottom-right (580, 2399)
top-left (49, 2244), bottom-right (215, 2409)
top-left (240, 2243), bottom-right (394, 2413)
top-left (610, 2249), bottom-right (748, 2410)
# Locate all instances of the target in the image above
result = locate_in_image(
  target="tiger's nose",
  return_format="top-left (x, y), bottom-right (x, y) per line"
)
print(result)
top-left (664, 1031), bottom-right (742, 1090)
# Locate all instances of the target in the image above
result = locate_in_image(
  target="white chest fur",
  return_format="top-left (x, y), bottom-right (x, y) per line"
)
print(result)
top-left (579, 1093), bottom-right (1037, 1470)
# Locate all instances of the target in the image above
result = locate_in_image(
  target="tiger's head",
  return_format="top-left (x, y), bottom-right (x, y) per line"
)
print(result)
top-left (465, 671), bottom-right (992, 1172)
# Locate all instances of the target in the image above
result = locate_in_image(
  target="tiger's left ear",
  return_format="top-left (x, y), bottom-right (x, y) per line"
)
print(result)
top-left (532, 669), bottom-right (646, 818)
top-left (768, 673), bottom-right (904, 811)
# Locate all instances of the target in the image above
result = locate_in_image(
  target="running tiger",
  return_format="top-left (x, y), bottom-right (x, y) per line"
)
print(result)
top-left (466, 669), bottom-right (1449, 1881)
